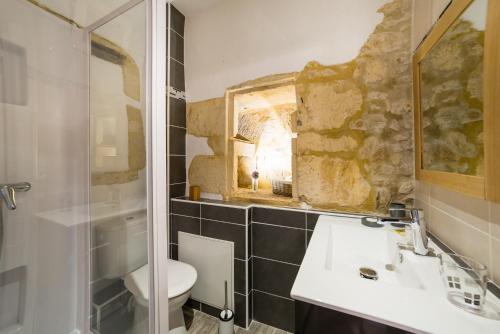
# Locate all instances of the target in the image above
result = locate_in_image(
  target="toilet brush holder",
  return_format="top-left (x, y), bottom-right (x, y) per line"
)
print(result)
top-left (218, 309), bottom-right (234, 334)
top-left (218, 280), bottom-right (234, 334)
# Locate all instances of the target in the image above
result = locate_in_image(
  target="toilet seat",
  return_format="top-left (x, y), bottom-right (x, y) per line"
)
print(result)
top-left (124, 260), bottom-right (197, 303)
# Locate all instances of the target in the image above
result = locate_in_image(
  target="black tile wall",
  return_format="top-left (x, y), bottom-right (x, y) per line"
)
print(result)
top-left (247, 257), bottom-right (253, 294)
top-left (171, 200), bottom-right (200, 217)
top-left (251, 206), bottom-right (310, 332)
top-left (170, 30), bottom-right (184, 63)
top-left (252, 207), bottom-right (306, 229)
top-left (306, 213), bottom-right (320, 230)
top-left (170, 5), bottom-right (185, 36)
top-left (169, 199), bottom-right (329, 330)
top-left (171, 214), bottom-right (200, 244)
top-left (253, 290), bottom-right (295, 332)
top-left (252, 223), bottom-right (306, 264)
top-left (170, 60), bottom-right (185, 91)
top-left (234, 259), bottom-right (246, 294)
top-left (234, 292), bottom-right (247, 328)
top-left (201, 204), bottom-right (247, 225)
top-left (169, 97), bottom-right (186, 128)
top-left (253, 257), bottom-right (299, 298)
top-left (168, 5), bottom-right (186, 203)
top-left (169, 126), bottom-right (186, 155)
top-left (200, 303), bottom-right (221, 318)
top-left (201, 219), bottom-right (246, 260)
top-left (170, 183), bottom-right (186, 198)
top-left (169, 156), bottom-right (186, 184)
top-left (171, 200), bottom-right (250, 327)
top-left (307, 230), bottom-right (313, 246)
top-left (170, 244), bottom-right (178, 260)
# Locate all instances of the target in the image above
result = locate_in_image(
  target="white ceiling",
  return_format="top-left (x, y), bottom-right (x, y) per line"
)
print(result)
top-left (37, 0), bottom-right (132, 27)
top-left (170, 0), bottom-right (227, 17)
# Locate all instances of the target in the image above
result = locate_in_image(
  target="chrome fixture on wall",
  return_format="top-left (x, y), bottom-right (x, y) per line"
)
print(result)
top-left (0, 182), bottom-right (31, 210)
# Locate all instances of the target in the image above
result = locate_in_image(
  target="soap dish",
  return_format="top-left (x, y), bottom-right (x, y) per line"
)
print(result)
top-left (439, 253), bottom-right (488, 313)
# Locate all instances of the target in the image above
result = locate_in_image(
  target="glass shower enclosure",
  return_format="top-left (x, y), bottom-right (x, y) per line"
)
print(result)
top-left (0, 0), bottom-right (167, 333)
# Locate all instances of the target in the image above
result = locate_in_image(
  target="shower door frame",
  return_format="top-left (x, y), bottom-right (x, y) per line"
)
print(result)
top-left (84, 0), bottom-right (169, 333)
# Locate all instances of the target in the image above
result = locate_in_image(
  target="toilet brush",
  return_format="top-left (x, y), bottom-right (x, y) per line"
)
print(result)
top-left (218, 281), bottom-right (234, 334)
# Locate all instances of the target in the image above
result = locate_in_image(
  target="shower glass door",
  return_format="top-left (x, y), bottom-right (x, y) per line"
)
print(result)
top-left (0, 0), bottom-right (89, 333)
top-left (0, 0), bottom-right (157, 333)
top-left (89, 2), bottom-right (151, 334)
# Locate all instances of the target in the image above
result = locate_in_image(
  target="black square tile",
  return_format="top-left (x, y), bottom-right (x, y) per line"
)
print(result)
top-left (234, 292), bottom-right (247, 328)
top-left (306, 213), bottom-right (320, 230)
top-left (170, 243), bottom-right (178, 260)
top-left (248, 223), bottom-right (252, 259)
top-left (185, 298), bottom-right (200, 310)
top-left (169, 97), bottom-right (186, 128)
top-left (253, 257), bottom-right (299, 298)
top-left (170, 59), bottom-right (185, 91)
top-left (253, 290), bottom-right (294, 332)
top-left (170, 29), bottom-right (184, 63)
top-left (252, 207), bottom-right (306, 229)
top-left (307, 230), bottom-right (313, 247)
top-left (234, 259), bottom-right (246, 294)
top-left (171, 214), bottom-right (200, 243)
top-left (169, 126), bottom-right (186, 155)
top-left (252, 223), bottom-right (306, 265)
top-left (170, 182), bottom-right (186, 198)
top-left (201, 219), bottom-right (246, 260)
top-left (201, 302), bottom-right (221, 318)
top-left (170, 5), bottom-right (185, 36)
top-left (171, 200), bottom-right (200, 217)
top-left (169, 155), bottom-right (186, 183)
top-left (247, 257), bottom-right (253, 294)
top-left (248, 291), bottom-right (253, 323)
top-left (201, 204), bottom-right (246, 225)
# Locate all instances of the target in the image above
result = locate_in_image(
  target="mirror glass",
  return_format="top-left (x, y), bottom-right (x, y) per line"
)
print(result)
top-left (419, 0), bottom-right (487, 175)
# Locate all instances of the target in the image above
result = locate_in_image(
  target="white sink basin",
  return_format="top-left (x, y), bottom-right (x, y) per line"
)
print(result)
top-left (291, 214), bottom-right (500, 334)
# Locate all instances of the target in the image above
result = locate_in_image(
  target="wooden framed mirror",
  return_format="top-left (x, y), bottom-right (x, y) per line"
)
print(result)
top-left (413, 0), bottom-right (500, 200)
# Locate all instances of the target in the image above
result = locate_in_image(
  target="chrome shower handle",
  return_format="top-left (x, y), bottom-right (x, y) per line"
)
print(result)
top-left (0, 182), bottom-right (31, 210)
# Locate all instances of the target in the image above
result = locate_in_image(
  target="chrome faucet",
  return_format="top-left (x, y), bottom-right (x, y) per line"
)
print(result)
top-left (389, 208), bottom-right (429, 256)
top-left (0, 182), bottom-right (31, 210)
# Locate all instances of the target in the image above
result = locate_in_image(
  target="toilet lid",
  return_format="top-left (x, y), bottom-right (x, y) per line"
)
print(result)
top-left (123, 260), bottom-right (197, 301)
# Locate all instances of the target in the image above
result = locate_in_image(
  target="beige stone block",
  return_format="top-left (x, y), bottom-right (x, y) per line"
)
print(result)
top-left (188, 155), bottom-right (225, 194)
top-left (430, 185), bottom-right (490, 233)
top-left (300, 80), bottom-right (362, 131)
top-left (297, 133), bottom-right (357, 154)
top-left (187, 98), bottom-right (225, 137)
top-left (429, 205), bottom-right (490, 267)
top-left (297, 156), bottom-right (371, 207)
top-left (207, 135), bottom-right (225, 156)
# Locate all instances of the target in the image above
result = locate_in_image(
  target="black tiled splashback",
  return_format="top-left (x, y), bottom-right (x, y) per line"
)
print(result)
top-left (169, 97), bottom-right (186, 128)
top-left (169, 200), bottom-right (250, 328)
top-left (201, 204), bottom-right (247, 225)
top-left (168, 5), bottom-right (187, 199)
top-left (169, 199), bottom-right (321, 332)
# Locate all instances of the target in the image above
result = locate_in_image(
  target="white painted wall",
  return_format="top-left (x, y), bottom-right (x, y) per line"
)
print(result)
top-left (178, 0), bottom-right (391, 102)
top-left (412, 0), bottom-right (451, 51)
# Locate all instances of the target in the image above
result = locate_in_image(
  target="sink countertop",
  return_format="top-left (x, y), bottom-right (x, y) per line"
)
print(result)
top-left (291, 214), bottom-right (500, 334)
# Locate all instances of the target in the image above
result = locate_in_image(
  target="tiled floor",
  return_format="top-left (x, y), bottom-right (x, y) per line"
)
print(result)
top-left (186, 310), bottom-right (290, 334)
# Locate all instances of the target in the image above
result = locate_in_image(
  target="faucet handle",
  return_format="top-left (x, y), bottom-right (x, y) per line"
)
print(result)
top-left (0, 182), bottom-right (31, 210)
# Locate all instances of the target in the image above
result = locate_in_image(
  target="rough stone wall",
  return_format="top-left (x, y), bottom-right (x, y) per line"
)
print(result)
top-left (295, 0), bottom-right (413, 211)
top-left (187, 98), bottom-right (227, 194)
top-left (420, 19), bottom-right (484, 176)
top-left (187, 0), bottom-right (413, 213)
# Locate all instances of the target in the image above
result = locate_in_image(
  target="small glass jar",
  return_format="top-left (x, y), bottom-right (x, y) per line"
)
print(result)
top-left (438, 253), bottom-right (488, 313)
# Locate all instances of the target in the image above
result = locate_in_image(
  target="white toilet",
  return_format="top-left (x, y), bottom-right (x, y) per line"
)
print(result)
top-left (96, 212), bottom-right (197, 334)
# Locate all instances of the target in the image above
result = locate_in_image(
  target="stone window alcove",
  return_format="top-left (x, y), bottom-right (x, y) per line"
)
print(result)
top-left (226, 76), bottom-right (298, 203)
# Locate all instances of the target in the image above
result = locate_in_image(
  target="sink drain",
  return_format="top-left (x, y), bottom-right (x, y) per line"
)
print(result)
top-left (359, 267), bottom-right (378, 280)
